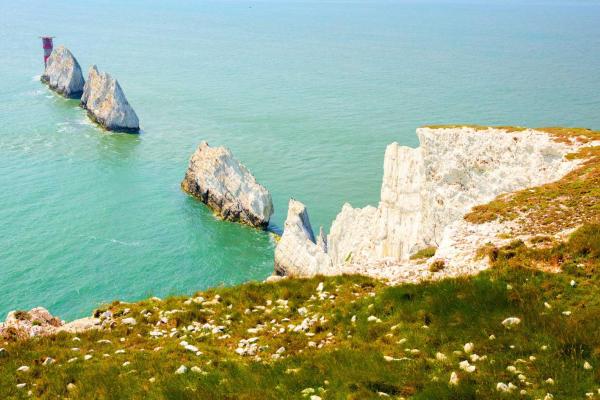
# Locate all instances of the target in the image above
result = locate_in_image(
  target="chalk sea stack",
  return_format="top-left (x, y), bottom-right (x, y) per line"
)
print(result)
top-left (40, 46), bottom-right (85, 98)
top-left (182, 141), bottom-right (273, 228)
top-left (274, 199), bottom-right (333, 277)
top-left (80, 65), bottom-right (139, 133)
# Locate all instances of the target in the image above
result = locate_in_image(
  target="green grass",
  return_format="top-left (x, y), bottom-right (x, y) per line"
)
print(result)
top-left (1, 225), bottom-right (599, 399)
top-left (409, 247), bottom-right (437, 261)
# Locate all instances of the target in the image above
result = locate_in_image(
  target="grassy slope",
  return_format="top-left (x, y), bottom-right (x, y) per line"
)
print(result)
top-left (1, 225), bottom-right (598, 399)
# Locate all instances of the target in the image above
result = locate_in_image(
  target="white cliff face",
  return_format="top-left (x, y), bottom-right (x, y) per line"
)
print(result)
top-left (274, 200), bottom-right (333, 276)
top-left (41, 46), bottom-right (85, 98)
top-left (181, 141), bottom-right (273, 228)
top-left (275, 126), bottom-right (585, 279)
top-left (81, 65), bottom-right (139, 132)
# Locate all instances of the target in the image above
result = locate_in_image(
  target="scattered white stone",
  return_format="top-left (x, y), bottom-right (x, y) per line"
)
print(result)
top-left (562, 311), bottom-right (572, 316)
top-left (584, 361), bottom-right (593, 370)
top-left (184, 344), bottom-right (199, 353)
top-left (301, 388), bottom-right (315, 395)
top-left (545, 378), bottom-right (555, 385)
top-left (502, 317), bottom-right (521, 328)
top-left (459, 360), bottom-right (475, 373)
top-left (316, 282), bottom-right (324, 292)
top-left (84, 354), bottom-right (92, 361)
top-left (122, 317), bottom-right (137, 325)
top-left (67, 383), bottom-right (76, 391)
top-left (496, 382), bottom-right (510, 392)
top-left (489, 334), bottom-right (496, 340)
top-left (17, 366), bottom-right (30, 373)
top-left (435, 352), bottom-right (447, 362)
top-left (16, 383), bottom-right (27, 389)
top-left (42, 357), bottom-right (55, 366)
top-left (449, 371), bottom-right (459, 386)
top-left (544, 302), bottom-right (552, 309)
top-left (463, 342), bottom-right (474, 354)
top-left (175, 365), bottom-right (188, 374)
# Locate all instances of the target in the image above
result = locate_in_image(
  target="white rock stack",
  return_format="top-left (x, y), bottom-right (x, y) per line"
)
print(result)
top-left (181, 141), bottom-right (273, 228)
top-left (41, 46), bottom-right (85, 98)
top-left (80, 65), bottom-right (139, 133)
top-left (274, 126), bottom-right (586, 278)
top-left (274, 199), bottom-right (333, 277)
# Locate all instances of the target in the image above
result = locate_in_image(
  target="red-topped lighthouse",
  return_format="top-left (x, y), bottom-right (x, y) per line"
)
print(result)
top-left (40, 36), bottom-right (54, 66)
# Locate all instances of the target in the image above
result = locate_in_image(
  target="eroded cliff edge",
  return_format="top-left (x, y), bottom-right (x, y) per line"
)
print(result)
top-left (275, 126), bottom-right (599, 282)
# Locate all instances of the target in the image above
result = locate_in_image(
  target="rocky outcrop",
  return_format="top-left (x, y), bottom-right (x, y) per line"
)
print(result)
top-left (80, 65), bottom-right (139, 132)
top-left (40, 46), bottom-right (85, 98)
top-left (0, 308), bottom-right (62, 339)
top-left (182, 142), bottom-right (273, 228)
top-left (0, 307), bottom-right (103, 340)
top-left (275, 126), bottom-right (588, 279)
top-left (274, 200), bottom-right (334, 276)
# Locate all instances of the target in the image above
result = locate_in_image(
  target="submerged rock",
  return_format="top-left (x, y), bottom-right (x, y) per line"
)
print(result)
top-left (181, 141), bottom-right (273, 228)
top-left (274, 199), bottom-right (333, 276)
top-left (81, 65), bottom-right (139, 133)
top-left (41, 46), bottom-right (85, 98)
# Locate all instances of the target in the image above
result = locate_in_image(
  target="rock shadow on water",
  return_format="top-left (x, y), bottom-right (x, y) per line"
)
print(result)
top-left (182, 194), bottom-right (276, 247)
top-left (94, 131), bottom-right (141, 163)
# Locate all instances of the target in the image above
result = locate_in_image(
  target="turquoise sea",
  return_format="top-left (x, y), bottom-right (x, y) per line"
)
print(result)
top-left (1, 0), bottom-right (599, 320)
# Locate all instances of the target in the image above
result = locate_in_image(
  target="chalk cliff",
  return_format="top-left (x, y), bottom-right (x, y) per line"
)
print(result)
top-left (275, 126), bottom-right (587, 279)
top-left (41, 46), bottom-right (85, 98)
top-left (81, 65), bottom-right (139, 133)
top-left (182, 142), bottom-right (273, 228)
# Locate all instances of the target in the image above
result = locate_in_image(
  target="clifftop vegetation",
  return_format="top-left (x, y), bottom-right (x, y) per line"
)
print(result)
top-left (464, 127), bottom-right (599, 236)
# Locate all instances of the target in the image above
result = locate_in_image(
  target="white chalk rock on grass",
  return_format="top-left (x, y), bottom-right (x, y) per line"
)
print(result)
top-left (274, 199), bottom-right (334, 277)
top-left (81, 65), bottom-right (139, 132)
top-left (182, 142), bottom-right (273, 228)
top-left (41, 46), bottom-right (85, 98)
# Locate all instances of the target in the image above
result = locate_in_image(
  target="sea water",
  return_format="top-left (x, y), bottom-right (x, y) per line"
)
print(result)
top-left (1, 0), bottom-right (599, 319)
